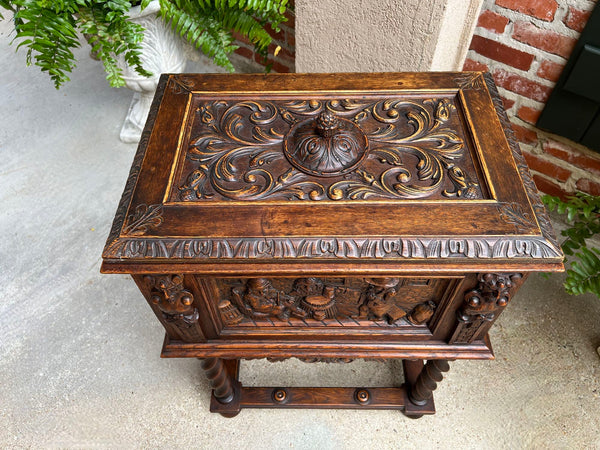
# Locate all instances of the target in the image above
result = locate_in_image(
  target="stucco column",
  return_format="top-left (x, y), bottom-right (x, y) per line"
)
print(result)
top-left (295, 0), bottom-right (484, 73)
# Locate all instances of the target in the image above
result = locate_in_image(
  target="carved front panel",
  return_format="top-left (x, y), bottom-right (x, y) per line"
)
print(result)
top-left (212, 277), bottom-right (452, 330)
top-left (170, 95), bottom-right (485, 203)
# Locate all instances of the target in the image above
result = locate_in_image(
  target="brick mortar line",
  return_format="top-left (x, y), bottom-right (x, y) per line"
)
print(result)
top-left (465, 50), bottom-right (558, 95)
top-left (473, 27), bottom-right (573, 66)
top-left (474, 26), bottom-right (570, 66)
top-left (488, 2), bottom-right (588, 39)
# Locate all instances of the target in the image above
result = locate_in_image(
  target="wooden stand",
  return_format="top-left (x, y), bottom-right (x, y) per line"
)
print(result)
top-left (203, 358), bottom-right (449, 418)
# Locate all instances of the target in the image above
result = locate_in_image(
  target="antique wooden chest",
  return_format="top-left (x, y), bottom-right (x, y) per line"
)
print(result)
top-left (101, 72), bottom-right (563, 417)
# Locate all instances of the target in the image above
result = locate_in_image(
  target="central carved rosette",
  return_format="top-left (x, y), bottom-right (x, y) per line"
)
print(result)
top-left (283, 111), bottom-right (369, 177)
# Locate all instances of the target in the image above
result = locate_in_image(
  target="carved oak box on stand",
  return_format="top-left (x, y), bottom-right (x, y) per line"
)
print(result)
top-left (101, 72), bottom-right (564, 418)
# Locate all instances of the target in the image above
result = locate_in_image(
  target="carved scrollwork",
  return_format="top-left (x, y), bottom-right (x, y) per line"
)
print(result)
top-left (218, 277), bottom-right (439, 327)
top-left (176, 97), bottom-right (482, 202)
top-left (449, 273), bottom-right (523, 344)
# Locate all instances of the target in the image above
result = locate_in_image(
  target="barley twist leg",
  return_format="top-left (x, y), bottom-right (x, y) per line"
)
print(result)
top-left (201, 357), bottom-right (235, 404)
top-left (408, 359), bottom-right (451, 406)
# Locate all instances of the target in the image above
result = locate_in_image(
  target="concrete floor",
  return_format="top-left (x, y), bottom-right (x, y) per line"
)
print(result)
top-left (1, 21), bottom-right (600, 449)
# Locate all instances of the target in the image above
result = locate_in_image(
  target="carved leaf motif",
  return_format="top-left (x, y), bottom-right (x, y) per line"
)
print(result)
top-left (104, 234), bottom-right (562, 260)
top-left (498, 202), bottom-right (536, 232)
top-left (170, 75), bottom-right (195, 94)
top-left (454, 73), bottom-right (486, 91)
top-left (443, 165), bottom-right (479, 198)
top-left (122, 204), bottom-right (163, 235)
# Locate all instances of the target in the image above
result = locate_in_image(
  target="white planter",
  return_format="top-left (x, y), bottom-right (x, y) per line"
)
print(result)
top-left (118, 1), bottom-right (186, 143)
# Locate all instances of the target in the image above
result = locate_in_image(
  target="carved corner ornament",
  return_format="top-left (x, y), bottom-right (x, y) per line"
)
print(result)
top-left (122, 204), bottom-right (163, 235)
top-left (144, 274), bottom-right (204, 341)
top-left (169, 75), bottom-right (195, 95)
top-left (450, 273), bottom-right (523, 344)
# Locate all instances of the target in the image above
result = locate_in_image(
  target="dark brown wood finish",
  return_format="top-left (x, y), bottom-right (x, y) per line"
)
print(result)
top-left (102, 72), bottom-right (563, 417)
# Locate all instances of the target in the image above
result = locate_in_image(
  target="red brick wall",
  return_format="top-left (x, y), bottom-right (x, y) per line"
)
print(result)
top-left (464, 0), bottom-right (600, 198)
top-left (233, 3), bottom-right (295, 73)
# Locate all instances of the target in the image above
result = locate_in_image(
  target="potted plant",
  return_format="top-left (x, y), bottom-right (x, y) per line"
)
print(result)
top-left (0, 0), bottom-right (289, 140)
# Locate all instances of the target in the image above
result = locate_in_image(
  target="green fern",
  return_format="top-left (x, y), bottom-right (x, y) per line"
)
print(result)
top-left (543, 193), bottom-right (600, 297)
top-left (155, 0), bottom-right (287, 72)
top-left (1, 0), bottom-right (289, 88)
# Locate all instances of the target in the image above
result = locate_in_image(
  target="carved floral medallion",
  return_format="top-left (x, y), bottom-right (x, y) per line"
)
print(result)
top-left (283, 111), bottom-right (369, 176)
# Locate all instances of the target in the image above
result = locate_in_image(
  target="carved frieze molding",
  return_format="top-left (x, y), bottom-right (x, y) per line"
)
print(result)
top-left (105, 235), bottom-right (562, 260)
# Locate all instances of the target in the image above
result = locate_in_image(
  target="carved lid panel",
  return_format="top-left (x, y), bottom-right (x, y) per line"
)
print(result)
top-left (172, 95), bottom-right (484, 202)
top-left (101, 72), bottom-right (563, 273)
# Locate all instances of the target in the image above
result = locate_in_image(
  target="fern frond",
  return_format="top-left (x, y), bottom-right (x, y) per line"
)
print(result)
top-left (218, 7), bottom-right (272, 51)
top-left (78, 1), bottom-right (151, 87)
top-left (12, 2), bottom-right (80, 88)
top-left (0, 0), bottom-right (16, 19)
top-left (160, 0), bottom-right (236, 71)
top-left (3, 0), bottom-right (289, 87)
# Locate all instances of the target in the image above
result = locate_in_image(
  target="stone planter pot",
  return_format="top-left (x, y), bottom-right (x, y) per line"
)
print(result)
top-left (118, 1), bottom-right (186, 143)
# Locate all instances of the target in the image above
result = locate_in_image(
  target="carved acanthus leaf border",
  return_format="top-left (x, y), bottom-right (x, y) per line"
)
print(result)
top-left (104, 235), bottom-right (561, 260)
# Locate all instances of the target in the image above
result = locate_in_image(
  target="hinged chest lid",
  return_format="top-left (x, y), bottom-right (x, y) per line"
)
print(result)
top-left (101, 72), bottom-right (563, 275)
